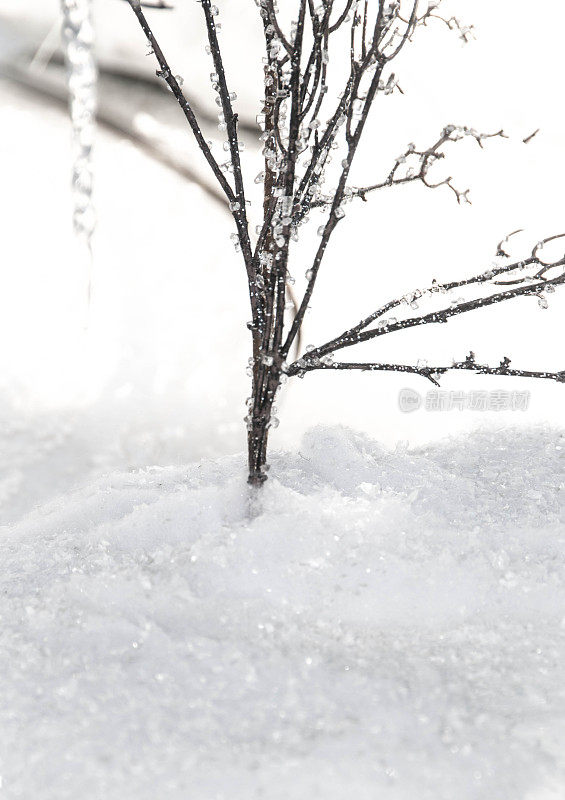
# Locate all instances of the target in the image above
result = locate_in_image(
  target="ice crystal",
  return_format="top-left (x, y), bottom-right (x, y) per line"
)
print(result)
top-left (60, 0), bottom-right (97, 249)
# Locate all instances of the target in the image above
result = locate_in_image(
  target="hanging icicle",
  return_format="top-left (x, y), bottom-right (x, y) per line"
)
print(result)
top-left (60, 0), bottom-right (97, 254)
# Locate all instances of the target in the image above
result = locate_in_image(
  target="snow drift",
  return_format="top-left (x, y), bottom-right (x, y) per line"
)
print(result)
top-left (2, 425), bottom-right (565, 799)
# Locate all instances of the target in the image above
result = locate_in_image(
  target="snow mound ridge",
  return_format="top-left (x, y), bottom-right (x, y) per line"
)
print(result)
top-left (2, 425), bottom-right (565, 800)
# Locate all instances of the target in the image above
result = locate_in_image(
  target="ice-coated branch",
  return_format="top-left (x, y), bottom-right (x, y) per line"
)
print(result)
top-left (352, 126), bottom-right (506, 205)
top-left (200, 0), bottom-right (252, 258)
top-left (399, 0), bottom-right (474, 44)
top-left (282, 1), bottom-right (457, 359)
top-left (124, 0), bottom-right (263, 327)
top-left (286, 235), bottom-right (565, 371)
top-left (288, 354), bottom-right (565, 385)
top-left (307, 126), bottom-right (507, 216)
top-left (120, 0), bottom-right (173, 8)
top-left (125, 1), bottom-right (233, 203)
top-left (329, 0), bottom-right (356, 34)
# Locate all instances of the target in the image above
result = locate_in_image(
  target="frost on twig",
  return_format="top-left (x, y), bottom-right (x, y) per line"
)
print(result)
top-left (352, 126), bottom-right (507, 205)
top-left (287, 233), bottom-right (565, 381)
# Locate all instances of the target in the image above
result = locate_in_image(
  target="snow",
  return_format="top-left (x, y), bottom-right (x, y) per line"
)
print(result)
top-left (2, 425), bottom-right (565, 799)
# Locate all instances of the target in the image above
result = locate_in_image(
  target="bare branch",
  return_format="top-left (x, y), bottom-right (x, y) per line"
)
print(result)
top-left (200, 1), bottom-right (252, 260)
top-left (287, 236), bottom-right (565, 372)
top-left (124, 0), bottom-right (233, 202)
top-left (122, 0), bottom-right (173, 8)
top-left (351, 127), bottom-right (507, 206)
top-left (291, 354), bottom-right (565, 385)
top-left (399, 1), bottom-right (474, 44)
top-left (523, 128), bottom-right (540, 144)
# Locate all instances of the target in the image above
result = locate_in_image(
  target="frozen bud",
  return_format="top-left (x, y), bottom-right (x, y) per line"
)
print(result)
top-left (174, 74), bottom-right (184, 86)
top-left (261, 354), bottom-right (274, 366)
top-left (538, 294), bottom-right (549, 309)
top-left (317, 225), bottom-right (325, 236)
top-left (351, 99), bottom-right (364, 118)
top-left (229, 201), bottom-right (241, 211)
top-left (334, 206), bottom-right (345, 219)
top-left (229, 233), bottom-right (241, 252)
top-left (280, 195), bottom-right (293, 216)
top-left (305, 269), bottom-right (314, 281)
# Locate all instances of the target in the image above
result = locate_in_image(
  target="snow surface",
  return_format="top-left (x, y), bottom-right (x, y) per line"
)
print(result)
top-left (2, 425), bottom-right (565, 799)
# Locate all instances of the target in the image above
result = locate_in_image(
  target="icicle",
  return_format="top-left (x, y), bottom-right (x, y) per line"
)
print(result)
top-left (60, 0), bottom-right (97, 302)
